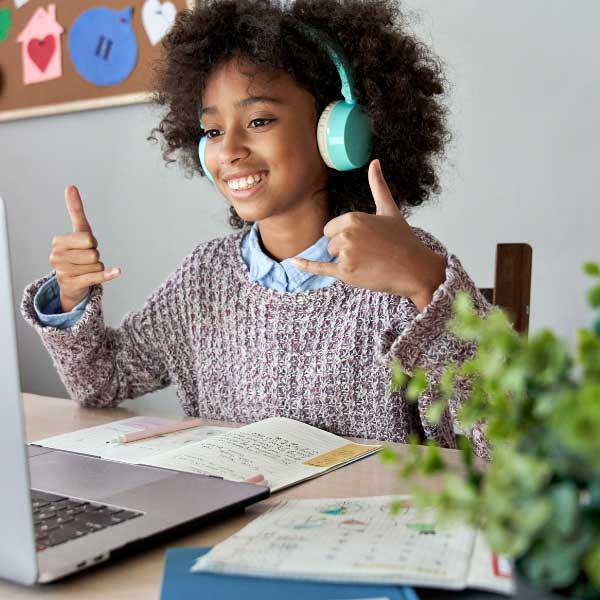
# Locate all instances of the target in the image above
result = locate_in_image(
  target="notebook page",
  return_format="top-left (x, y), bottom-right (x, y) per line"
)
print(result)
top-left (32, 418), bottom-right (229, 463)
top-left (141, 417), bottom-right (380, 492)
top-left (192, 495), bottom-right (475, 588)
top-left (465, 530), bottom-right (513, 595)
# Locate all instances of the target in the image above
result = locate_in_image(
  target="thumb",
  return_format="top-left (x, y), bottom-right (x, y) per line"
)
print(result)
top-left (65, 185), bottom-right (93, 233)
top-left (369, 159), bottom-right (400, 217)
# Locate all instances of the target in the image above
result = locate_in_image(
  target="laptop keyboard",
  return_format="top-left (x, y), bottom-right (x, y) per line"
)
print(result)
top-left (31, 489), bottom-right (143, 552)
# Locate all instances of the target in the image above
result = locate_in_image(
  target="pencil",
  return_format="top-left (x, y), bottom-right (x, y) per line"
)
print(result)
top-left (111, 418), bottom-right (205, 443)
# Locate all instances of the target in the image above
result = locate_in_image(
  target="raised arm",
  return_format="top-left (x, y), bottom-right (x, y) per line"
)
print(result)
top-left (20, 185), bottom-right (193, 408)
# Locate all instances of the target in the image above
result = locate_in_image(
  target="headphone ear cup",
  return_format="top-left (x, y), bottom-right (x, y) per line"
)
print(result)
top-left (316, 101), bottom-right (338, 169)
top-left (317, 100), bottom-right (373, 171)
top-left (198, 135), bottom-right (215, 184)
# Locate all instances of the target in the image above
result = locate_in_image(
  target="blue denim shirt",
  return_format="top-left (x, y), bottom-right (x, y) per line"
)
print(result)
top-left (241, 222), bottom-right (337, 292)
top-left (34, 223), bottom-right (337, 329)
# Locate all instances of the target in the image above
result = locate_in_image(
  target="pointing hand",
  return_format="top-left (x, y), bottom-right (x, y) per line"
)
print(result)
top-left (292, 159), bottom-right (446, 311)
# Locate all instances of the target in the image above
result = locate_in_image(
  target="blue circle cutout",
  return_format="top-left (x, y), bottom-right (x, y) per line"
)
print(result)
top-left (68, 6), bottom-right (138, 86)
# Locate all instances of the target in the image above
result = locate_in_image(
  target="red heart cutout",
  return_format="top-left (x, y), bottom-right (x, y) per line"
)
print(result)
top-left (27, 35), bottom-right (56, 72)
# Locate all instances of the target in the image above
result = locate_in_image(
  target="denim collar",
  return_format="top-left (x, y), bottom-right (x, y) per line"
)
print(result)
top-left (245, 222), bottom-right (336, 290)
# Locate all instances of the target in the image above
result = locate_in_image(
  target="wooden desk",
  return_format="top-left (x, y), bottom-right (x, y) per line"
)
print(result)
top-left (2, 393), bottom-right (489, 600)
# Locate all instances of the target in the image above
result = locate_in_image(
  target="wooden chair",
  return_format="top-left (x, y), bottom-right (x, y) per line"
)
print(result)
top-left (478, 243), bottom-right (532, 335)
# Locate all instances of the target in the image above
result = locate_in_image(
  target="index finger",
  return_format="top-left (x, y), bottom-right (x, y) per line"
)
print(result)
top-left (65, 185), bottom-right (92, 233)
top-left (291, 258), bottom-right (339, 278)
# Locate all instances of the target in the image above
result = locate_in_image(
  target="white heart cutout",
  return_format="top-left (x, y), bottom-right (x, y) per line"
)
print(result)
top-left (142, 0), bottom-right (177, 46)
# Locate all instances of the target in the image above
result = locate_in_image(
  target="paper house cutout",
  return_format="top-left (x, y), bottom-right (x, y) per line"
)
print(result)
top-left (17, 3), bottom-right (63, 84)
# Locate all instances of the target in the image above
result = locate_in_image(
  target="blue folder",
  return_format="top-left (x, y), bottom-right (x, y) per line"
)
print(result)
top-left (160, 547), bottom-right (419, 600)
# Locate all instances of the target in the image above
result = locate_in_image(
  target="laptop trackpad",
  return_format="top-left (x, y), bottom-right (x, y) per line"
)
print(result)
top-left (29, 450), bottom-right (175, 501)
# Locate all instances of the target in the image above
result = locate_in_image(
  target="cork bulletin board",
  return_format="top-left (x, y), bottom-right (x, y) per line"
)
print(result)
top-left (0, 0), bottom-right (194, 122)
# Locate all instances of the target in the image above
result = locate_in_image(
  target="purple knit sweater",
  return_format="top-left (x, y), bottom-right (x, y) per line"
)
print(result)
top-left (21, 227), bottom-right (491, 457)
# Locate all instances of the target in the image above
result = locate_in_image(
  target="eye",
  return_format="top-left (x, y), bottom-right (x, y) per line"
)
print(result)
top-left (249, 118), bottom-right (274, 128)
top-left (201, 118), bottom-right (274, 140)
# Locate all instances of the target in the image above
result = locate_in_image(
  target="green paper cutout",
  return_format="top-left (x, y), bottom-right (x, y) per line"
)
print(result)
top-left (0, 7), bottom-right (12, 43)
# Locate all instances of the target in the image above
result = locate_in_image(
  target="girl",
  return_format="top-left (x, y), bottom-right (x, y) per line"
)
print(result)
top-left (21, 0), bottom-right (490, 458)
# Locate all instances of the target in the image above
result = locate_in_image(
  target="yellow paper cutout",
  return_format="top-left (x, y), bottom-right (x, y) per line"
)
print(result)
top-left (303, 443), bottom-right (381, 468)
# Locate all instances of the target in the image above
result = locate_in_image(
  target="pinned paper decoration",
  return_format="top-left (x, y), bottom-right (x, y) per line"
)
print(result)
top-left (14, 0), bottom-right (30, 8)
top-left (142, 0), bottom-right (176, 46)
top-left (0, 8), bottom-right (12, 43)
top-left (16, 3), bottom-right (63, 84)
top-left (68, 6), bottom-right (138, 86)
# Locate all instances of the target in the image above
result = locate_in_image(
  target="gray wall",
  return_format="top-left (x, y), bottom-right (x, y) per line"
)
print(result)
top-left (2, 0), bottom-right (599, 415)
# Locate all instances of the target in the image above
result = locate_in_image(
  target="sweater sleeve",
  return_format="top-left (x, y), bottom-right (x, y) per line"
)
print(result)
top-left (33, 275), bottom-right (89, 329)
top-left (377, 227), bottom-right (492, 459)
top-left (20, 252), bottom-right (196, 409)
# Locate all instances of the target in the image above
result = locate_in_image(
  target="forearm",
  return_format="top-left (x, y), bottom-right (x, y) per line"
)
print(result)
top-left (22, 273), bottom-right (172, 407)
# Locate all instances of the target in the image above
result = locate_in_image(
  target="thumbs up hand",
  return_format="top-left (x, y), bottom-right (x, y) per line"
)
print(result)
top-left (48, 185), bottom-right (121, 313)
top-left (292, 159), bottom-right (447, 312)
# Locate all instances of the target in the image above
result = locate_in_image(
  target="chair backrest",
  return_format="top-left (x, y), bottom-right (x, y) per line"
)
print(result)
top-left (478, 243), bottom-right (532, 335)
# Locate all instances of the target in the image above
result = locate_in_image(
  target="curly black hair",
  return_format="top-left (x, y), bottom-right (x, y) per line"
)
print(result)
top-left (148, 0), bottom-right (451, 229)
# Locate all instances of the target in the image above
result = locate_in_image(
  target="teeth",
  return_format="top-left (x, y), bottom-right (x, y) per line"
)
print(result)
top-left (227, 172), bottom-right (264, 190)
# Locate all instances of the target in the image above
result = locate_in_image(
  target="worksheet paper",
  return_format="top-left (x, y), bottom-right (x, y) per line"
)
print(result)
top-left (32, 417), bottom-right (230, 464)
top-left (192, 496), bottom-right (514, 595)
top-left (142, 417), bottom-right (381, 492)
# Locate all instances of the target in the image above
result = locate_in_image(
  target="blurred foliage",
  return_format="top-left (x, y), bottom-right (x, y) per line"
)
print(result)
top-left (383, 262), bottom-right (600, 599)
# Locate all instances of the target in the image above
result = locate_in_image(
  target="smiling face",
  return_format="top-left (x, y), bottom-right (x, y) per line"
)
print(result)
top-left (200, 56), bottom-right (329, 235)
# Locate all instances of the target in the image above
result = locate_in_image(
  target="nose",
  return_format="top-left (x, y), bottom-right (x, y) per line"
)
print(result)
top-left (217, 123), bottom-right (250, 170)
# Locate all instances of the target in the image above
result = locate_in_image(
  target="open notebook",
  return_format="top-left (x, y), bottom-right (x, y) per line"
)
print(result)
top-left (32, 416), bottom-right (382, 493)
top-left (192, 495), bottom-right (514, 595)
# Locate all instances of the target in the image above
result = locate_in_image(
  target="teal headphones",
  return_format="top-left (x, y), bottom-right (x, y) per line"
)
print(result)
top-left (198, 23), bottom-right (373, 184)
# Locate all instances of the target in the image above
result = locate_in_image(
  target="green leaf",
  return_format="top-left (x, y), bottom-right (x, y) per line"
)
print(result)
top-left (520, 539), bottom-right (581, 589)
top-left (547, 483), bottom-right (578, 537)
top-left (406, 368), bottom-right (428, 400)
top-left (389, 497), bottom-right (409, 516)
top-left (583, 540), bottom-right (600, 585)
top-left (379, 446), bottom-right (398, 464)
top-left (577, 328), bottom-right (600, 379)
top-left (588, 285), bottom-right (600, 309)
top-left (588, 477), bottom-right (600, 508)
top-left (390, 358), bottom-right (408, 392)
top-left (583, 262), bottom-right (600, 277)
top-left (458, 435), bottom-right (473, 468)
top-left (422, 443), bottom-right (445, 473)
top-left (453, 291), bottom-right (474, 316)
top-left (526, 330), bottom-right (570, 387)
top-left (426, 400), bottom-right (445, 425)
top-left (439, 365), bottom-right (457, 399)
top-left (448, 292), bottom-right (482, 340)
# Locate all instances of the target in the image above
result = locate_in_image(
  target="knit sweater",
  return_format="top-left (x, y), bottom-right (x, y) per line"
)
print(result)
top-left (20, 227), bottom-right (491, 458)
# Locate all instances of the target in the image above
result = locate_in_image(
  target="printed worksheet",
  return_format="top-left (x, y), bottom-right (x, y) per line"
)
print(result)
top-left (192, 495), bottom-right (514, 595)
top-left (141, 417), bottom-right (381, 492)
top-left (32, 417), bottom-right (229, 464)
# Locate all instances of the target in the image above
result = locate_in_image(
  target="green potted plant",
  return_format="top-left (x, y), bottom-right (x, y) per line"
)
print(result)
top-left (381, 263), bottom-right (600, 599)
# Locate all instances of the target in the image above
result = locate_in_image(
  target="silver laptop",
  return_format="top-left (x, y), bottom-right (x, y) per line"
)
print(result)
top-left (0, 196), bottom-right (270, 585)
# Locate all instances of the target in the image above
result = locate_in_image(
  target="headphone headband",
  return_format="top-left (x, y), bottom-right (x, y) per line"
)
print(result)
top-left (294, 23), bottom-right (357, 105)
